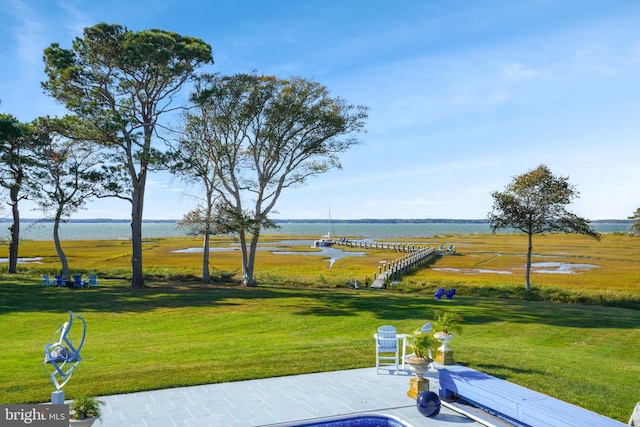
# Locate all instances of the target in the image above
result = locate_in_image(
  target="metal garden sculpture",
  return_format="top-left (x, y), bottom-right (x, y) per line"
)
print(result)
top-left (43, 311), bottom-right (86, 403)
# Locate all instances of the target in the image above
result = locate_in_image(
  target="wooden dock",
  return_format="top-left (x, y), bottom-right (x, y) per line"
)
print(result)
top-left (337, 239), bottom-right (441, 288)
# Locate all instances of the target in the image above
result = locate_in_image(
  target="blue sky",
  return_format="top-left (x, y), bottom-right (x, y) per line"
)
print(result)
top-left (1, 0), bottom-right (639, 220)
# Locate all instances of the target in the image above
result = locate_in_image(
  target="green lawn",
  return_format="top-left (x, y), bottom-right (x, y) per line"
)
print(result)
top-left (2, 233), bottom-right (640, 422)
top-left (1, 278), bottom-right (638, 423)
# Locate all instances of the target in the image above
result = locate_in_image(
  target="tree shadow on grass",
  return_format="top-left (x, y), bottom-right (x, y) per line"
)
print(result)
top-left (0, 281), bottom-right (302, 314)
top-left (295, 291), bottom-right (640, 330)
top-left (1, 280), bottom-right (639, 331)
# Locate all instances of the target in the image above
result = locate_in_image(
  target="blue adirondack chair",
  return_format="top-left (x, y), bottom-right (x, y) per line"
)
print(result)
top-left (374, 325), bottom-right (400, 374)
top-left (446, 288), bottom-right (457, 299)
top-left (54, 275), bottom-right (65, 287)
top-left (404, 322), bottom-right (434, 370)
top-left (41, 274), bottom-right (54, 287)
top-left (87, 274), bottom-right (98, 287)
top-left (435, 288), bottom-right (445, 299)
top-left (72, 275), bottom-right (84, 287)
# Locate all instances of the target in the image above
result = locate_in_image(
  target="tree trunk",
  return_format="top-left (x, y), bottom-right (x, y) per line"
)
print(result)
top-left (130, 181), bottom-right (145, 288)
top-left (525, 231), bottom-right (533, 292)
top-left (7, 198), bottom-right (19, 274)
top-left (202, 192), bottom-right (213, 283)
top-left (238, 229), bottom-right (254, 286)
top-left (245, 232), bottom-right (260, 287)
top-left (202, 231), bottom-right (211, 283)
top-left (237, 222), bottom-right (262, 287)
top-left (53, 212), bottom-right (70, 280)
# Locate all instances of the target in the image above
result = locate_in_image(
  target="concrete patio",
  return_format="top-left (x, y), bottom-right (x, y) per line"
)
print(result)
top-left (93, 367), bottom-right (513, 427)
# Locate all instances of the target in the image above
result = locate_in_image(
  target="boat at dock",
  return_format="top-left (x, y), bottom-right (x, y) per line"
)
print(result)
top-left (314, 232), bottom-right (336, 247)
top-left (314, 206), bottom-right (337, 247)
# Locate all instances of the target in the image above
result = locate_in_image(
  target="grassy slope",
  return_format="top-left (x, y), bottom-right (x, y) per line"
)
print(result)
top-left (1, 233), bottom-right (639, 422)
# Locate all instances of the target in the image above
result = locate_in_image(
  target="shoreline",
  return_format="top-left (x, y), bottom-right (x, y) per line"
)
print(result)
top-left (1, 220), bottom-right (633, 241)
top-left (0, 218), bottom-right (633, 223)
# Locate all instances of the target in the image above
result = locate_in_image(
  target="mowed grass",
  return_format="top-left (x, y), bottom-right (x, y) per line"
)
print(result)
top-left (1, 232), bottom-right (639, 422)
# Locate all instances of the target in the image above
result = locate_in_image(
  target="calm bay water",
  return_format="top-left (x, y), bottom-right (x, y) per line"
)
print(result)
top-left (0, 220), bottom-right (632, 241)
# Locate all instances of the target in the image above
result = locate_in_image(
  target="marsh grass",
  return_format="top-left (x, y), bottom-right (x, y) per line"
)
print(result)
top-left (2, 233), bottom-right (640, 422)
top-left (10, 233), bottom-right (640, 305)
top-left (398, 233), bottom-right (640, 308)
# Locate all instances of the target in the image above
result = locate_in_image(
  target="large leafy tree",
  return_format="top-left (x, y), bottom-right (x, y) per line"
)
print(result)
top-left (0, 114), bottom-right (44, 273)
top-left (185, 72), bottom-right (368, 286)
top-left (170, 104), bottom-right (234, 283)
top-left (488, 164), bottom-right (600, 291)
top-left (42, 23), bottom-right (213, 287)
top-left (30, 118), bottom-right (110, 280)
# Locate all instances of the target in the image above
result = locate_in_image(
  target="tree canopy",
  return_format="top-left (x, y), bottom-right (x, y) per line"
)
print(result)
top-left (182, 72), bottom-right (368, 285)
top-left (0, 114), bottom-right (44, 273)
top-left (29, 117), bottom-right (111, 279)
top-left (42, 22), bottom-right (213, 287)
top-left (488, 164), bottom-right (600, 290)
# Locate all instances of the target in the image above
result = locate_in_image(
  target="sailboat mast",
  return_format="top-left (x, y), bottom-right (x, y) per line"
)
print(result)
top-left (329, 205), bottom-right (336, 237)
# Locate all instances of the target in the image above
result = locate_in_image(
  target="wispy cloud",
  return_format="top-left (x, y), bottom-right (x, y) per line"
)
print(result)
top-left (5, 0), bottom-right (46, 72)
top-left (501, 62), bottom-right (546, 80)
top-left (58, 0), bottom-right (92, 35)
top-left (3, 0), bottom-right (639, 219)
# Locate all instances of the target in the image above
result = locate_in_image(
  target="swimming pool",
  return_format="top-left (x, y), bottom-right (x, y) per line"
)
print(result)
top-left (270, 413), bottom-right (416, 427)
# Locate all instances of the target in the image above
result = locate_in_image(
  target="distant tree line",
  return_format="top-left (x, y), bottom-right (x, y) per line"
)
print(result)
top-left (273, 218), bottom-right (633, 224)
top-left (0, 217), bottom-right (632, 225)
top-left (274, 218), bottom-right (492, 224)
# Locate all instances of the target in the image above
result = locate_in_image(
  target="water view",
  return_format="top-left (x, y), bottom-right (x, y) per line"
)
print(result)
top-left (0, 219), bottom-right (632, 241)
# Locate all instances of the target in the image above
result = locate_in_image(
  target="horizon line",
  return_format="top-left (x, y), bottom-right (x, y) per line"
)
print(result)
top-left (0, 218), bottom-right (633, 223)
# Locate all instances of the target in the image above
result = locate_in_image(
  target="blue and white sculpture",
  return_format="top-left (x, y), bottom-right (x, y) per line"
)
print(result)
top-left (43, 311), bottom-right (86, 403)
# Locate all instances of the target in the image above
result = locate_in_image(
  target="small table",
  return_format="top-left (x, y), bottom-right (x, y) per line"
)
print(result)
top-left (397, 333), bottom-right (408, 369)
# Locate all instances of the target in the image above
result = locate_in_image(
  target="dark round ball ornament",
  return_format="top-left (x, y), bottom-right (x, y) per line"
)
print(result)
top-left (416, 391), bottom-right (441, 418)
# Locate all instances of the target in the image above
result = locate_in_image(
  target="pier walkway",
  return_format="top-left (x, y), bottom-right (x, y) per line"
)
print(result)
top-left (337, 239), bottom-right (441, 288)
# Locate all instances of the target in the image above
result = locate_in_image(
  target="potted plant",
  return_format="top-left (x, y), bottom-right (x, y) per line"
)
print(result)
top-left (433, 310), bottom-right (463, 365)
top-left (69, 395), bottom-right (103, 427)
top-left (404, 327), bottom-right (438, 398)
top-left (405, 328), bottom-right (438, 377)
